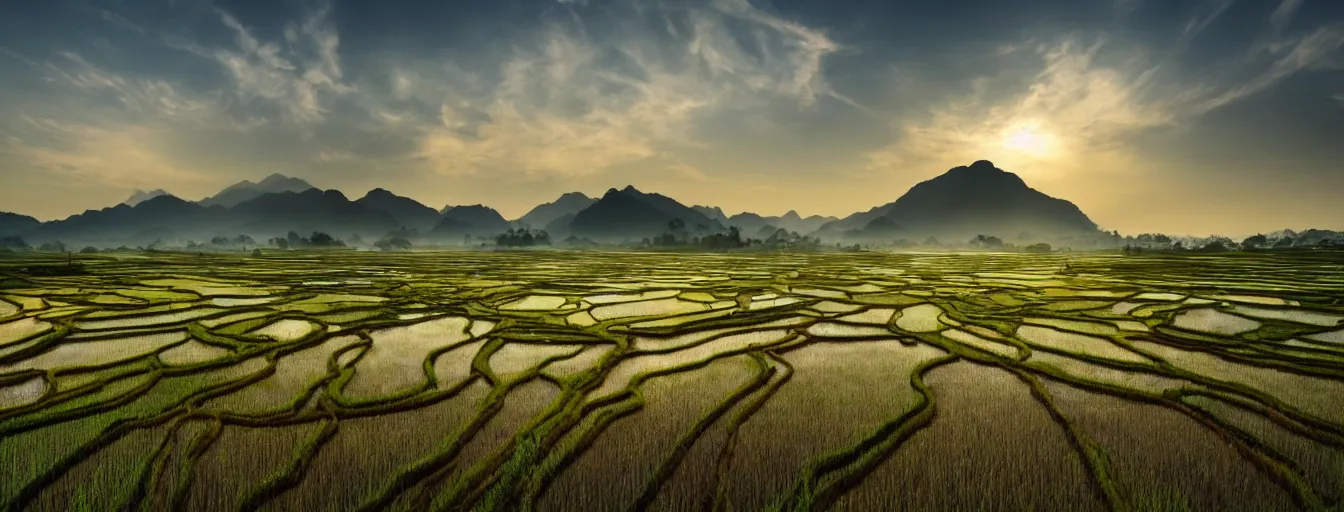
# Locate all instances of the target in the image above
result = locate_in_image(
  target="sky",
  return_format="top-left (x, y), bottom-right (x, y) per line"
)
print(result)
top-left (1, 0), bottom-right (1342, 236)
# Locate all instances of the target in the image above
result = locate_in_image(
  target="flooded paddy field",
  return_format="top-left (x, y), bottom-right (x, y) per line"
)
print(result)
top-left (1, 250), bottom-right (1342, 511)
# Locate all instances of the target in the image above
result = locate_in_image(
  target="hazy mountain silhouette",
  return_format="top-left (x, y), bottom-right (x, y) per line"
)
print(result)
top-left (0, 212), bottom-right (41, 237)
top-left (30, 189), bottom-right (399, 247)
top-left (565, 186), bottom-right (724, 241)
top-left (432, 205), bottom-right (510, 238)
top-left (36, 195), bottom-right (221, 247)
top-left (355, 188), bottom-right (441, 233)
top-left (819, 160), bottom-right (1098, 241)
top-left (3, 160), bottom-right (1145, 249)
top-left (517, 192), bottom-right (596, 229)
top-left (229, 189), bottom-right (397, 236)
top-left (725, 210), bottom-right (838, 236)
top-left (123, 189), bottom-right (172, 207)
top-left (199, 174), bottom-right (315, 208)
top-left (542, 212), bottom-right (579, 237)
top-left (691, 205), bottom-right (729, 224)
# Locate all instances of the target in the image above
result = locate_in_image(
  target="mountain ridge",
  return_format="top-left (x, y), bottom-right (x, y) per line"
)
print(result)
top-left (818, 160), bottom-right (1098, 241)
top-left (8, 161), bottom-right (1135, 248)
top-left (124, 189), bottom-right (173, 207)
top-left (199, 174), bottom-right (316, 208)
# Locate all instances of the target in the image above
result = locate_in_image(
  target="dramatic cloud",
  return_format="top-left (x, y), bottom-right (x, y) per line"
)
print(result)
top-left (413, 0), bottom-right (849, 182)
top-left (1, 0), bottom-right (1342, 233)
top-left (165, 3), bottom-right (349, 124)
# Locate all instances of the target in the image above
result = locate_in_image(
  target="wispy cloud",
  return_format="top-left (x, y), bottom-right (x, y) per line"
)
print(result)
top-left (2, 118), bottom-right (206, 188)
top-left (98, 9), bottom-right (147, 35)
top-left (866, 37), bottom-right (1172, 180)
top-left (1174, 0), bottom-right (1238, 52)
top-left (1269, 0), bottom-right (1303, 33)
top-left (43, 52), bottom-right (216, 121)
top-left (171, 2), bottom-right (349, 123)
top-left (868, 20), bottom-right (1344, 181)
top-left (413, 0), bottom-right (851, 180)
top-left (1195, 25), bottom-right (1344, 112)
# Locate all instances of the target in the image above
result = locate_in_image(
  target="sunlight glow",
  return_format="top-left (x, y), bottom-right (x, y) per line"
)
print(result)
top-left (1001, 123), bottom-right (1056, 157)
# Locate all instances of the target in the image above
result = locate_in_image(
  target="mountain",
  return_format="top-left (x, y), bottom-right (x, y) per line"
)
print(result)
top-left (229, 189), bottom-right (397, 237)
top-left (724, 210), bottom-right (838, 235)
top-left (543, 213), bottom-right (579, 237)
top-left (517, 192), bottom-right (596, 229)
top-left (199, 174), bottom-right (316, 208)
top-left (354, 189), bottom-right (441, 233)
top-left (565, 186), bottom-right (725, 241)
top-left (123, 189), bottom-right (172, 207)
top-left (30, 188), bottom-right (399, 247)
top-left (726, 212), bottom-right (770, 234)
top-left (778, 211), bottom-right (838, 234)
top-left (0, 212), bottom-right (41, 237)
top-left (35, 195), bottom-right (223, 247)
top-left (432, 205), bottom-right (510, 239)
top-left (818, 160), bottom-right (1099, 242)
top-left (691, 205), bottom-right (729, 224)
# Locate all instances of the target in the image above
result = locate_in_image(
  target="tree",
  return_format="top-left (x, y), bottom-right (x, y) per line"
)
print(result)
top-left (1199, 240), bottom-right (1228, 252)
top-left (0, 236), bottom-right (29, 250)
top-left (286, 231), bottom-right (303, 247)
top-left (38, 241), bottom-right (67, 253)
top-left (970, 235), bottom-right (1002, 248)
top-left (79, 246), bottom-right (99, 254)
top-left (494, 228), bottom-right (551, 248)
top-left (1024, 243), bottom-right (1052, 254)
top-left (668, 218), bottom-right (686, 232)
top-left (376, 234), bottom-right (413, 251)
top-left (308, 232), bottom-right (343, 247)
top-left (1241, 234), bottom-right (1268, 249)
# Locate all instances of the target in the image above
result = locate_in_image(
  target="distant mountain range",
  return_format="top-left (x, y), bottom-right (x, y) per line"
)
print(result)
top-left (0, 162), bottom-right (1230, 249)
top-left (434, 205), bottom-right (511, 238)
top-left (355, 188), bottom-right (442, 233)
top-left (0, 212), bottom-right (40, 237)
top-left (123, 189), bottom-right (172, 207)
top-left (518, 192), bottom-right (595, 230)
top-left (563, 186), bottom-right (726, 241)
top-left (199, 174), bottom-right (316, 208)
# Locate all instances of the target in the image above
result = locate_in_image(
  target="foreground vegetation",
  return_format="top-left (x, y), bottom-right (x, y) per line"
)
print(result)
top-left (1, 250), bottom-right (1342, 511)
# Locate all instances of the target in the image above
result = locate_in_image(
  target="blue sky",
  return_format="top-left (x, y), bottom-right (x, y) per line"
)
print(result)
top-left (1, 0), bottom-right (1341, 235)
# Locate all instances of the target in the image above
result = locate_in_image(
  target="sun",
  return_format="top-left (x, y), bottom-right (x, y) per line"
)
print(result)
top-left (1001, 123), bottom-right (1056, 157)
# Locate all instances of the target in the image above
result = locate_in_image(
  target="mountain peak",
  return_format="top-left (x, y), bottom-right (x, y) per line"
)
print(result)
top-left (517, 192), bottom-right (598, 227)
top-left (939, 159), bottom-right (1026, 188)
top-left (782, 210), bottom-right (802, 221)
top-left (259, 173), bottom-right (294, 184)
top-left (621, 185), bottom-right (641, 194)
top-left (200, 174), bottom-right (316, 208)
top-left (818, 159), bottom-right (1096, 240)
top-left (123, 189), bottom-right (173, 207)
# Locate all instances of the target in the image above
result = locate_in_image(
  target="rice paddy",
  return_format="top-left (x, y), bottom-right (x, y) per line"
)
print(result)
top-left (0, 249), bottom-right (1342, 511)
